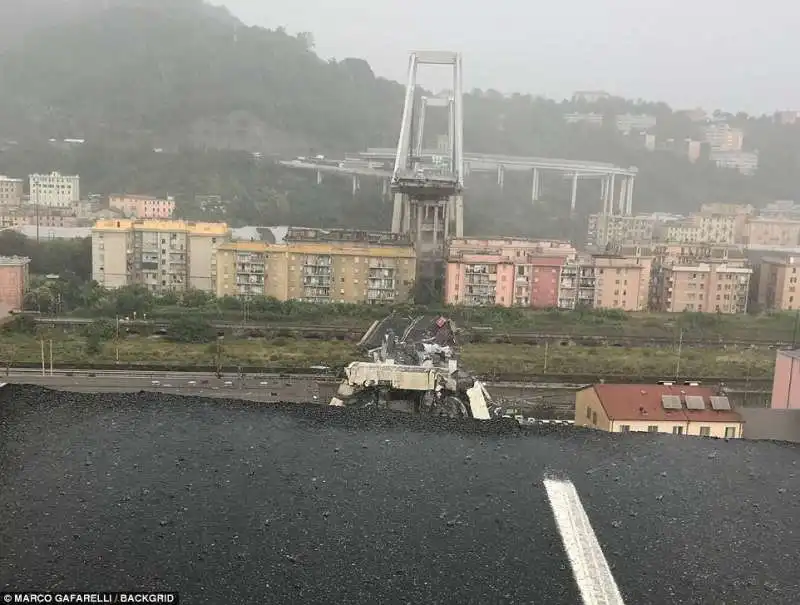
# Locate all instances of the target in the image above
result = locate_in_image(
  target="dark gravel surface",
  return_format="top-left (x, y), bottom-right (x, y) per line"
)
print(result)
top-left (2, 385), bottom-right (800, 604)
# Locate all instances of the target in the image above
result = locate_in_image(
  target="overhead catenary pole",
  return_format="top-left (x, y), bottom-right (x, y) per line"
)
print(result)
top-left (675, 329), bottom-right (684, 380)
top-left (49, 339), bottom-right (53, 376)
top-left (40, 338), bottom-right (45, 376)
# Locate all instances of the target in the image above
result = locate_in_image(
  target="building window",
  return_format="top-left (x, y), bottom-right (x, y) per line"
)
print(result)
top-left (619, 425), bottom-right (631, 433)
top-left (586, 406), bottom-right (591, 420)
top-left (672, 426), bottom-right (684, 435)
top-left (699, 426), bottom-right (711, 437)
top-left (725, 427), bottom-right (736, 438)
top-left (647, 425), bottom-right (658, 433)
top-left (592, 411), bottom-right (597, 425)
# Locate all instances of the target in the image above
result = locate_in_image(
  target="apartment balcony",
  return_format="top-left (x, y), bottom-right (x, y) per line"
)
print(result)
top-left (368, 268), bottom-right (395, 279)
top-left (367, 290), bottom-right (396, 301)
top-left (368, 279), bottom-right (396, 290)
top-left (302, 266), bottom-right (332, 276)
top-left (303, 276), bottom-right (332, 287)
top-left (237, 263), bottom-right (265, 274)
top-left (304, 256), bottom-right (332, 267)
top-left (236, 275), bottom-right (264, 285)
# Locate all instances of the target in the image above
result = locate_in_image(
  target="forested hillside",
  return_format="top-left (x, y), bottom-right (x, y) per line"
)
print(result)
top-left (2, 0), bottom-right (800, 238)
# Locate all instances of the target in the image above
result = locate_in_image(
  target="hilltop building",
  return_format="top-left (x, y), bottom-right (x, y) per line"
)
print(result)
top-left (614, 113), bottom-right (657, 134)
top-left (109, 194), bottom-right (176, 219)
top-left (709, 150), bottom-right (759, 175)
top-left (703, 123), bottom-right (743, 152)
top-left (29, 172), bottom-right (80, 208)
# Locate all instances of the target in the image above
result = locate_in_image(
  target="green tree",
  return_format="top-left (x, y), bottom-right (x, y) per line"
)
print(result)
top-left (166, 316), bottom-right (215, 343)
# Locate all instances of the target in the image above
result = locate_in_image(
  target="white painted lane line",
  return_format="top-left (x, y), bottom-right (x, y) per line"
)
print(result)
top-left (544, 478), bottom-right (626, 605)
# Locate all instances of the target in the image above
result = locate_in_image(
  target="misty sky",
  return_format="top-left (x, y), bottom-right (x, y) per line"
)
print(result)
top-left (219, 0), bottom-right (800, 114)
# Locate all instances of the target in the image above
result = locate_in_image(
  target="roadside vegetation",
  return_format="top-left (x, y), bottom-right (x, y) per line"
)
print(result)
top-left (0, 318), bottom-right (778, 380)
top-left (8, 275), bottom-right (800, 343)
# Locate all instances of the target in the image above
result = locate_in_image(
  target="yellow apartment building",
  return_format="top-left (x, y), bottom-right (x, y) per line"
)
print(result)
top-left (652, 260), bottom-right (751, 313)
top-left (592, 253), bottom-right (653, 311)
top-left (91, 219), bottom-right (229, 292)
top-left (756, 255), bottom-right (800, 311)
top-left (215, 235), bottom-right (416, 304)
top-left (0, 176), bottom-right (23, 207)
top-left (576, 384), bottom-right (743, 438)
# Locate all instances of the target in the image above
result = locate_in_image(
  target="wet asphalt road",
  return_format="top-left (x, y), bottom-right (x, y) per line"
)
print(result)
top-left (1, 385), bottom-right (800, 604)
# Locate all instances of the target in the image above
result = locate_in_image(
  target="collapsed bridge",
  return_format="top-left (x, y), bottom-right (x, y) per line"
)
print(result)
top-left (330, 314), bottom-right (503, 419)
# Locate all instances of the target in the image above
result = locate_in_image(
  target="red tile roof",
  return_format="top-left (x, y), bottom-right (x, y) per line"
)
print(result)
top-left (590, 384), bottom-right (743, 424)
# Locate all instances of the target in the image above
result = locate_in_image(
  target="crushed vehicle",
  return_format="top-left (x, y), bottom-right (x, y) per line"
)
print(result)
top-left (330, 315), bottom-right (505, 419)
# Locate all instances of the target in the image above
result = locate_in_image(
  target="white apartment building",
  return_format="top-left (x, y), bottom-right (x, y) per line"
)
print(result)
top-left (587, 213), bottom-right (663, 248)
top-left (615, 114), bottom-right (657, 134)
top-left (29, 172), bottom-right (80, 208)
top-left (563, 113), bottom-right (604, 126)
top-left (703, 124), bottom-right (744, 152)
top-left (710, 151), bottom-right (759, 176)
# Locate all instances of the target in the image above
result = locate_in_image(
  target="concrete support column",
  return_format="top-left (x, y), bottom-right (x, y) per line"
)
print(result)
top-left (416, 204), bottom-right (423, 244)
top-left (618, 177), bottom-right (628, 215)
top-left (391, 193), bottom-right (403, 233)
top-left (609, 174), bottom-right (616, 216)
top-left (352, 175), bottom-right (360, 196)
top-left (601, 177), bottom-right (608, 214)
top-left (626, 177), bottom-right (634, 215)
top-left (403, 200), bottom-right (412, 234)
top-left (444, 202), bottom-right (451, 242)
top-left (316, 170), bottom-right (322, 185)
top-left (532, 168), bottom-right (540, 202)
top-left (453, 195), bottom-right (464, 238)
top-left (570, 173), bottom-right (579, 214)
top-left (497, 165), bottom-right (505, 189)
top-left (382, 178), bottom-right (388, 197)
top-left (433, 205), bottom-right (440, 248)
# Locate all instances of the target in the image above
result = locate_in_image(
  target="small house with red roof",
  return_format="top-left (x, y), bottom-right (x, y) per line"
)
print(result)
top-left (576, 382), bottom-right (744, 438)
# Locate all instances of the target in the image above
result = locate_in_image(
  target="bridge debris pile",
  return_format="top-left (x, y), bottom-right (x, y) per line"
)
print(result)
top-left (332, 315), bottom-right (503, 419)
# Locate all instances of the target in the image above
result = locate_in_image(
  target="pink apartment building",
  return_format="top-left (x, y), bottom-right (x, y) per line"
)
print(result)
top-left (0, 256), bottom-right (30, 312)
top-left (445, 237), bottom-right (572, 307)
top-left (771, 349), bottom-right (800, 409)
top-left (109, 194), bottom-right (176, 219)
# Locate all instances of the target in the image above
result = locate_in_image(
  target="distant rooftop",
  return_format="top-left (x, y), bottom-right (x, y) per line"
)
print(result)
top-left (0, 255), bottom-right (30, 266)
top-left (285, 227), bottom-right (412, 246)
top-left (231, 225), bottom-right (290, 244)
top-left (8, 226), bottom-right (90, 239)
top-left (589, 383), bottom-right (742, 424)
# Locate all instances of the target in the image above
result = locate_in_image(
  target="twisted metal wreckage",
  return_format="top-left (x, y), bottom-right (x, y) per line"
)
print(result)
top-left (330, 315), bottom-right (505, 419)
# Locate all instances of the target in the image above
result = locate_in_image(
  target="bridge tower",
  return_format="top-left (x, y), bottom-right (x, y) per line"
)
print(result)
top-left (390, 51), bottom-right (464, 302)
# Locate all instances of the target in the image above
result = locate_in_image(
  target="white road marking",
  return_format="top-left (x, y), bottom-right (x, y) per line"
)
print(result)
top-left (544, 477), bottom-right (626, 605)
